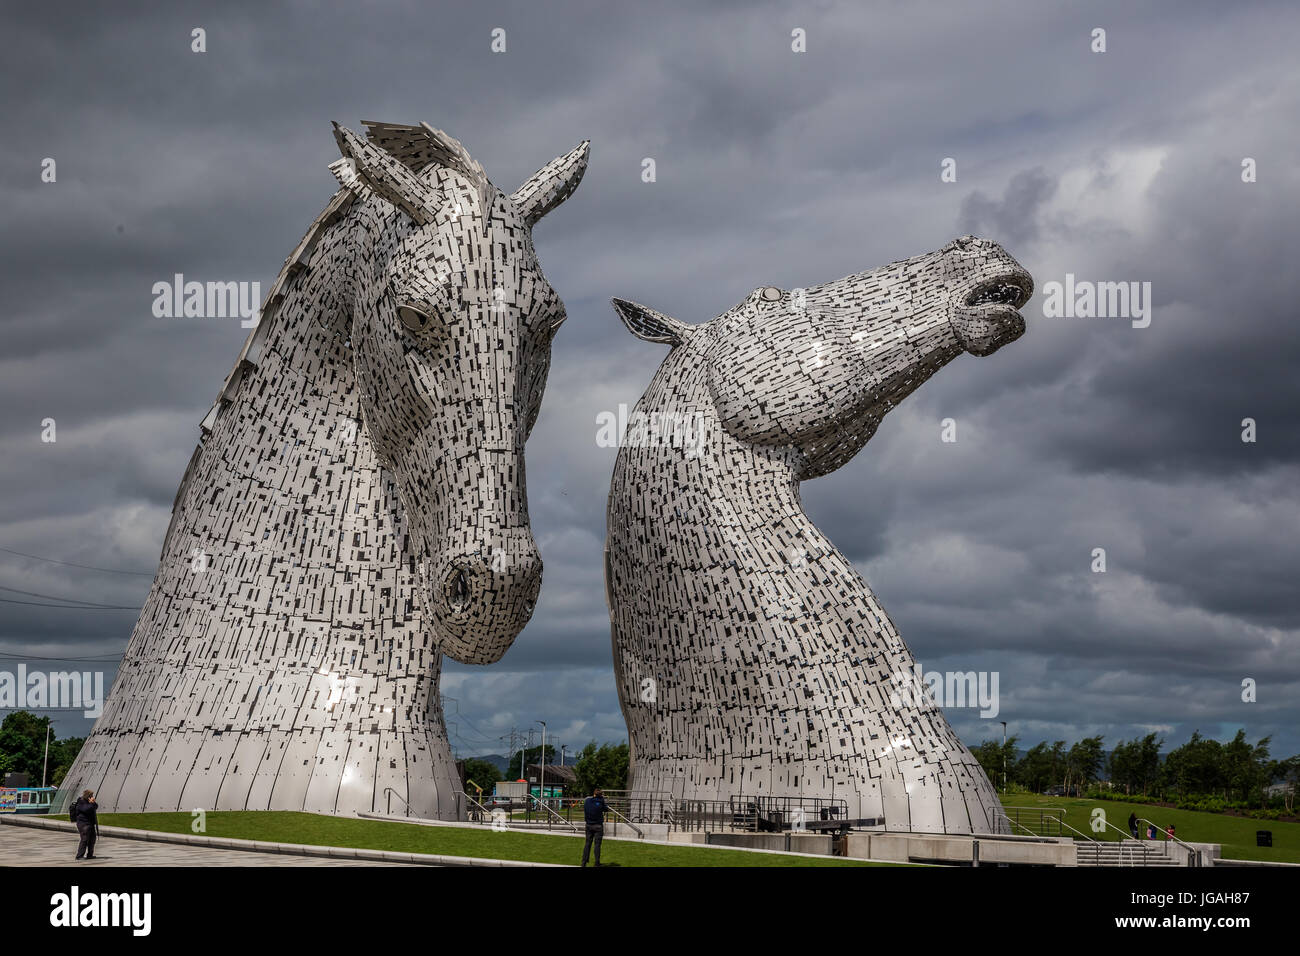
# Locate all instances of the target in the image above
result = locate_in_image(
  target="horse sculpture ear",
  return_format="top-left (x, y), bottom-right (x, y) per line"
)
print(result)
top-left (611, 298), bottom-right (693, 347)
top-left (510, 141), bottom-right (590, 228)
top-left (331, 122), bottom-right (437, 225)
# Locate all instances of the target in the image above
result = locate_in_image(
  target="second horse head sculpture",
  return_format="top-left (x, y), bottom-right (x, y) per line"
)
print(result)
top-left (606, 236), bottom-right (1033, 833)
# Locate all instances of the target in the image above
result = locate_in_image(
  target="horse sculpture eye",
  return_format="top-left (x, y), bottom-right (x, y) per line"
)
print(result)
top-left (397, 304), bottom-right (431, 332)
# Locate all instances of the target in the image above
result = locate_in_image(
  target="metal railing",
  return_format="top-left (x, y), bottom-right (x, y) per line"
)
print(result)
top-left (601, 802), bottom-right (644, 838)
top-left (1005, 810), bottom-right (1106, 860)
top-left (1005, 807), bottom-right (1178, 867)
top-left (1091, 815), bottom-right (1165, 867)
top-left (741, 795), bottom-right (852, 832)
top-left (1137, 817), bottom-right (1202, 866)
top-left (1002, 806), bottom-right (1067, 837)
top-left (456, 789), bottom-right (495, 824)
top-left (598, 789), bottom-right (674, 824)
top-left (382, 787), bottom-right (410, 816)
top-left (673, 799), bottom-right (745, 832)
top-left (668, 795), bottom-right (852, 833)
top-left (527, 794), bottom-right (579, 833)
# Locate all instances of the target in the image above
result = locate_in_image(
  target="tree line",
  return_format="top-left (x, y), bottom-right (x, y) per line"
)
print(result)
top-left (972, 728), bottom-right (1299, 812)
top-left (460, 740), bottom-right (629, 798)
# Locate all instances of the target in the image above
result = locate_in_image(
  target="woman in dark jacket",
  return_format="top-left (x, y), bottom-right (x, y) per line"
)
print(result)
top-left (71, 789), bottom-right (98, 860)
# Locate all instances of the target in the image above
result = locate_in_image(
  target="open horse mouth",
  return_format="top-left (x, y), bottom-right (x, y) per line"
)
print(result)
top-left (953, 269), bottom-right (1034, 356)
top-left (964, 274), bottom-right (1032, 311)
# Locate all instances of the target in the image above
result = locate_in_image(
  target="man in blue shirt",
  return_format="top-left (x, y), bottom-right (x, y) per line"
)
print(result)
top-left (581, 788), bottom-right (610, 867)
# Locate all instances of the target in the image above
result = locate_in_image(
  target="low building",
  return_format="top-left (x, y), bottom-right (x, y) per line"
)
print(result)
top-left (525, 763), bottom-right (577, 797)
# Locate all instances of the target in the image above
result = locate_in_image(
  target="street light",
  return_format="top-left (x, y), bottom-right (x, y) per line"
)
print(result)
top-left (1001, 721), bottom-right (1008, 793)
top-left (42, 722), bottom-right (52, 789)
top-left (536, 721), bottom-right (547, 809)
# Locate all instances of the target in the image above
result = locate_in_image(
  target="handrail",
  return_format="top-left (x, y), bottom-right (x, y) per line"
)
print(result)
top-left (599, 789), bottom-right (674, 824)
top-left (382, 787), bottom-right (410, 816)
top-left (1002, 816), bottom-right (1085, 844)
top-left (1137, 817), bottom-right (1201, 866)
top-left (1091, 814), bottom-right (1162, 867)
top-left (1002, 806), bottom-right (1066, 837)
top-left (455, 789), bottom-right (494, 823)
top-left (528, 793), bottom-right (579, 833)
top-left (1005, 817), bottom-right (1041, 838)
top-left (602, 803), bottom-right (645, 838)
top-left (1024, 811), bottom-right (1101, 846)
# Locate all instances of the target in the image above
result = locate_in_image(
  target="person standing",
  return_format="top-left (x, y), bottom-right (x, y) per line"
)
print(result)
top-left (1128, 812), bottom-right (1138, 839)
top-left (581, 787), bottom-right (610, 867)
top-left (71, 789), bottom-right (99, 861)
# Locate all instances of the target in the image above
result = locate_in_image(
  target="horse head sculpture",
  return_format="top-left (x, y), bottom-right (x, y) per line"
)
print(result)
top-left (605, 235), bottom-right (1033, 834)
top-left (334, 122), bottom-right (587, 663)
top-left (58, 122), bottom-right (587, 819)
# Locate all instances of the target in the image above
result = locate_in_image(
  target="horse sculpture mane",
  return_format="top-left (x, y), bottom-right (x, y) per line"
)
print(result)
top-left (605, 236), bottom-right (1033, 834)
top-left (58, 121), bottom-right (587, 819)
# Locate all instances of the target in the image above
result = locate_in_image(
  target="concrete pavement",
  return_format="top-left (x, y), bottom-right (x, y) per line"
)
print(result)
top-left (0, 823), bottom-right (413, 866)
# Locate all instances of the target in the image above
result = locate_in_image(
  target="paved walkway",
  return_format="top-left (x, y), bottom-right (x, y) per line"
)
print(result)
top-left (0, 825), bottom-right (414, 867)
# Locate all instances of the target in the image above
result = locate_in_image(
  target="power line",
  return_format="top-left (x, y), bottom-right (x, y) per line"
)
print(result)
top-left (0, 652), bottom-right (123, 663)
top-left (0, 546), bottom-right (152, 574)
top-left (0, 597), bottom-right (138, 609)
top-left (0, 597), bottom-right (139, 610)
top-left (0, 546), bottom-right (152, 577)
top-left (0, 584), bottom-right (135, 608)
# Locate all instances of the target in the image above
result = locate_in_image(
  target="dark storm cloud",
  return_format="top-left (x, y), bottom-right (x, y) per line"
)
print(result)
top-left (959, 168), bottom-right (1058, 248)
top-left (1, 1), bottom-right (1296, 762)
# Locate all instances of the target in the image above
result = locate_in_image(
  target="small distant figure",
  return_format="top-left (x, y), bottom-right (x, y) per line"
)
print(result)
top-left (1127, 812), bottom-right (1138, 839)
top-left (1166, 824), bottom-right (1175, 840)
top-left (581, 787), bottom-right (610, 867)
top-left (71, 789), bottom-right (99, 861)
top-left (1146, 823), bottom-right (1156, 840)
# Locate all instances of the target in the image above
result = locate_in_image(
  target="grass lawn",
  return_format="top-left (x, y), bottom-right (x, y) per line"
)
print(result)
top-left (998, 792), bottom-right (1300, 863)
top-left (97, 811), bottom-right (890, 867)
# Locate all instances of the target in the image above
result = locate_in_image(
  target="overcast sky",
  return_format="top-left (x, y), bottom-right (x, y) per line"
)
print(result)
top-left (2, 0), bottom-right (1297, 764)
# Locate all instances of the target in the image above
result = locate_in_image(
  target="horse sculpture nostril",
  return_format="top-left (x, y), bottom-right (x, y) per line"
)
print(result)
top-left (449, 567), bottom-right (471, 609)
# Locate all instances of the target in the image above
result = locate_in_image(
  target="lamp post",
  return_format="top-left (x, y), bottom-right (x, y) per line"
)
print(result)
top-left (537, 720), bottom-right (546, 807)
top-left (1001, 721), bottom-right (1008, 793)
top-left (42, 722), bottom-right (52, 788)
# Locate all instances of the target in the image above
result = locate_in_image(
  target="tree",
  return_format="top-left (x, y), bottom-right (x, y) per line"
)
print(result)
top-left (1223, 731), bottom-right (1271, 805)
top-left (0, 711), bottom-right (53, 780)
top-left (1109, 738), bottom-right (1137, 794)
top-left (572, 741), bottom-right (629, 794)
top-left (1277, 756), bottom-right (1300, 814)
top-left (1049, 741), bottom-right (1066, 790)
top-left (460, 758), bottom-right (501, 798)
top-left (1017, 742), bottom-right (1055, 794)
top-left (973, 736), bottom-right (1018, 791)
top-left (1135, 733), bottom-right (1163, 796)
top-left (505, 744), bottom-right (555, 780)
top-left (1162, 731), bottom-right (1224, 796)
top-left (1107, 733), bottom-right (1163, 795)
top-left (1064, 736), bottom-right (1104, 796)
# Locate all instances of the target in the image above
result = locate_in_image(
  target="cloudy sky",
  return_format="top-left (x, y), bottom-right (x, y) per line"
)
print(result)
top-left (2, 0), bottom-right (1296, 765)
